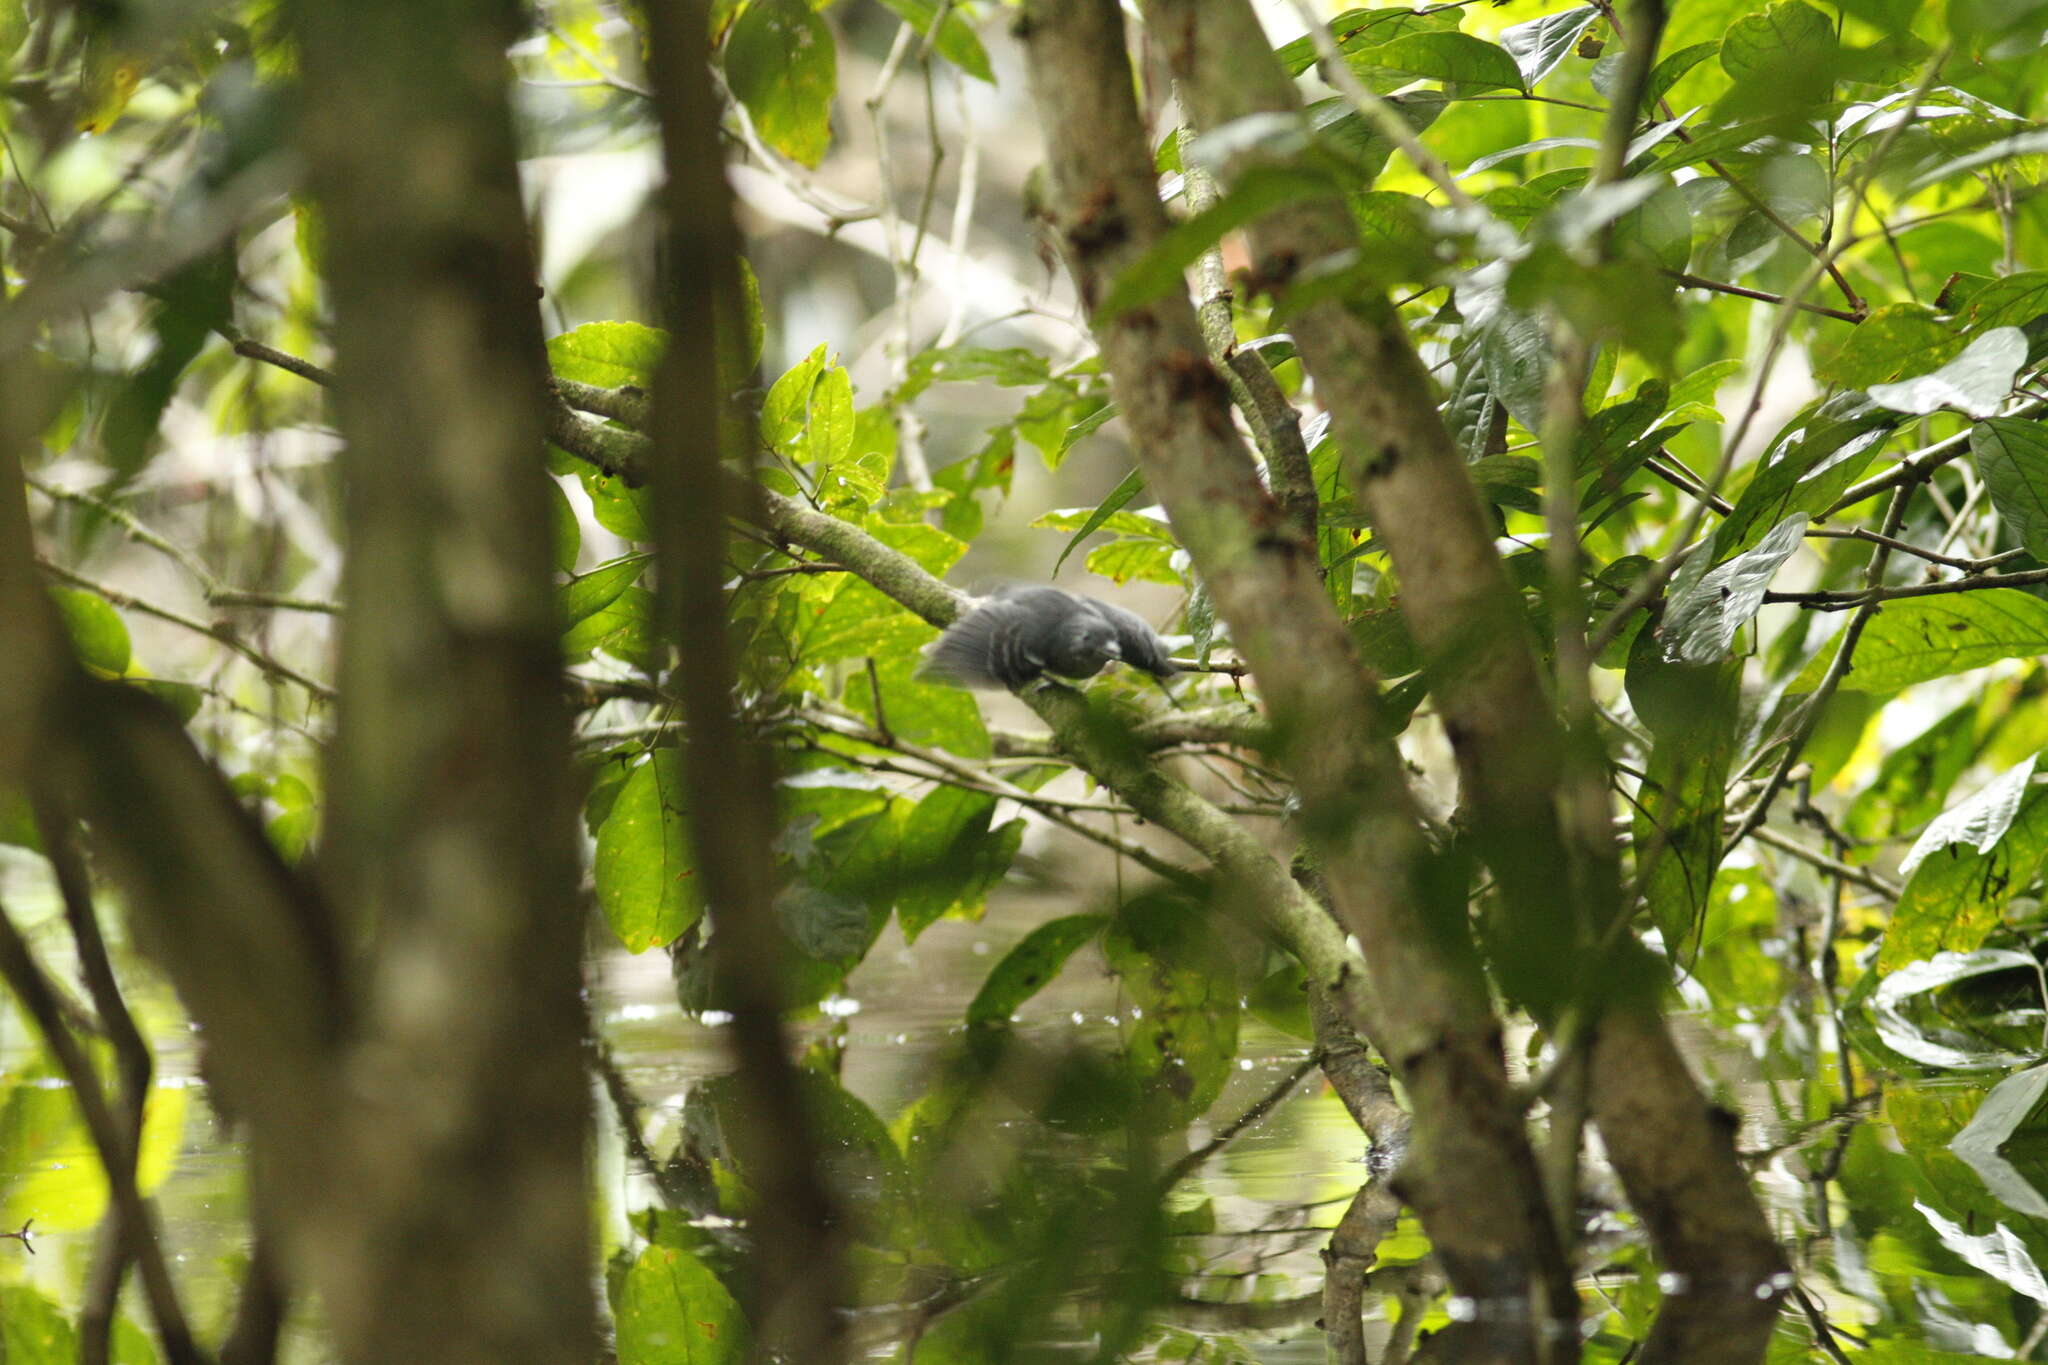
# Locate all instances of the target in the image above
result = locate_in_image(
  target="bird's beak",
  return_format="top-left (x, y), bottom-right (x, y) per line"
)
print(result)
top-left (1104, 640), bottom-right (1122, 659)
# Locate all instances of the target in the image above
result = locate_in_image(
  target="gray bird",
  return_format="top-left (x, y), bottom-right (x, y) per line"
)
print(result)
top-left (920, 586), bottom-right (1179, 691)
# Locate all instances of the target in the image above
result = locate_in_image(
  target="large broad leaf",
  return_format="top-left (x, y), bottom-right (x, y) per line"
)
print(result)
top-left (1868, 327), bottom-right (2026, 418)
top-left (1710, 394), bottom-right (1899, 557)
top-left (1952, 1063), bottom-right (2048, 1220)
top-left (1717, 0), bottom-right (1838, 116)
top-left (1497, 6), bottom-right (1599, 90)
top-left (1971, 418), bottom-right (2048, 560)
top-left (594, 751), bottom-right (702, 953)
top-left (547, 320), bottom-right (667, 389)
top-left (1660, 513), bottom-right (1807, 664)
top-left (1628, 631), bottom-right (1742, 958)
top-left (1799, 589), bottom-right (2048, 694)
top-left (892, 788), bottom-right (1026, 942)
top-left (967, 914), bottom-right (1110, 1026)
top-left (1881, 778), bottom-right (2048, 973)
top-left (1898, 756), bottom-right (2037, 879)
top-left (1813, 304), bottom-right (1967, 390)
top-left (614, 1243), bottom-right (748, 1365)
top-left (1872, 949), bottom-right (2041, 1066)
top-left (1102, 892), bottom-right (1240, 1131)
top-left (1351, 30), bottom-right (1524, 95)
top-left (1917, 1201), bottom-right (2048, 1304)
top-left (1274, 6), bottom-right (1462, 78)
top-left (723, 0), bottom-right (837, 168)
top-left (559, 553), bottom-right (649, 629)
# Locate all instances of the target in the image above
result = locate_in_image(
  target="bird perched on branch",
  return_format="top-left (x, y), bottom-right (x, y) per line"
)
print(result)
top-left (920, 586), bottom-right (1178, 691)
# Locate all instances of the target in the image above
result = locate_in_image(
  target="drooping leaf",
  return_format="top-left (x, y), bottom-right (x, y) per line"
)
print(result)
top-left (1871, 950), bottom-right (2041, 1065)
top-left (1627, 628), bottom-right (1741, 956)
top-left (559, 554), bottom-right (650, 629)
top-left (1951, 1063), bottom-right (2048, 1220)
top-left (1880, 779), bottom-right (2048, 973)
top-left (1497, 6), bottom-right (1599, 91)
top-left (967, 914), bottom-right (1110, 1026)
top-left (723, 0), bottom-right (837, 168)
top-left (1660, 513), bottom-right (1807, 664)
top-left (1971, 418), bottom-right (2048, 560)
top-left (1898, 756), bottom-right (2038, 879)
top-left (595, 751), bottom-right (701, 953)
top-left (876, 0), bottom-right (993, 82)
top-left (1868, 327), bottom-right (2027, 418)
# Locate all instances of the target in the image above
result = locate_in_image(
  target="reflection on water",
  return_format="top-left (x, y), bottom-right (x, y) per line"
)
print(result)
top-left (0, 871), bottom-right (2025, 1361)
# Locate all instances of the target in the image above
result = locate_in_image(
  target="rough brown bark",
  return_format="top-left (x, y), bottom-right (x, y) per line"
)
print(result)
top-left (286, 0), bottom-right (595, 1357)
top-left (1142, 3), bottom-right (1788, 1358)
top-left (1016, 3), bottom-right (1573, 1357)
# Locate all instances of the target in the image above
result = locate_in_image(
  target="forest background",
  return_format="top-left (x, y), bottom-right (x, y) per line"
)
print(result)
top-left (3, 0), bottom-right (2048, 1363)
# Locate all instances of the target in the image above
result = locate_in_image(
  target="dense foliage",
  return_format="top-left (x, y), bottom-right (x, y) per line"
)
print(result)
top-left (4, 0), bottom-right (2048, 1362)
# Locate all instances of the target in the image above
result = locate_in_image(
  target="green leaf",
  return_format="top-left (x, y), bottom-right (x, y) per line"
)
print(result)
top-left (1353, 30), bottom-right (1525, 95)
top-left (1906, 129), bottom-right (2048, 193)
top-left (1718, 1), bottom-right (1837, 111)
top-left (1660, 513), bottom-right (1807, 664)
top-left (0, 1286), bottom-right (76, 1365)
top-left (547, 320), bottom-right (667, 389)
top-left (1868, 327), bottom-right (2026, 418)
top-left (1897, 755), bottom-right (2036, 880)
top-left (1641, 41), bottom-right (1718, 109)
top-left (1846, 700), bottom-right (1980, 844)
top-left (1882, 773), bottom-right (2048, 973)
top-left (1052, 469), bottom-right (1147, 575)
top-left (50, 588), bottom-right (131, 677)
top-left (1627, 630), bottom-right (1741, 959)
top-left (1611, 179), bottom-right (1692, 272)
top-left (1103, 892), bottom-right (1240, 1130)
top-left (1710, 394), bottom-right (1899, 556)
top-left (581, 468), bottom-right (655, 541)
top-left (967, 914), bottom-right (1109, 1026)
top-left (1497, 6), bottom-right (1598, 90)
top-left (564, 586), bottom-right (664, 672)
top-left (1972, 419), bottom-right (2048, 561)
top-left (595, 751), bottom-right (702, 953)
top-left (559, 553), bottom-right (650, 629)
top-left (1274, 6), bottom-right (1462, 78)
top-left (1813, 303), bottom-right (1966, 390)
top-left (761, 343), bottom-right (829, 451)
top-left (893, 788), bottom-right (1024, 941)
top-left (1098, 166), bottom-right (1336, 321)
top-left (614, 1243), bottom-right (748, 1365)
top-left (1800, 590), bottom-right (2048, 694)
top-left (1954, 271), bottom-right (2048, 333)
top-left (547, 477), bottom-right (581, 574)
top-left (876, 0), bottom-right (992, 82)
top-left (723, 0), bottom-right (837, 168)
top-left (104, 248), bottom-right (233, 483)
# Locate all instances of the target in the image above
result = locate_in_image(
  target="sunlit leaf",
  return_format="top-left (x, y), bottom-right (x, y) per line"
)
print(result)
top-left (1351, 31), bottom-right (1524, 95)
top-left (1881, 775), bottom-right (2048, 971)
top-left (548, 320), bottom-right (667, 390)
top-left (876, 0), bottom-right (993, 83)
top-left (723, 0), bottom-right (837, 168)
top-left (559, 554), bottom-right (649, 629)
top-left (49, 588), bottom-right (131, 678)
top-left (1497, 6), bottom-right (1598, 90)
top-left (614, 1243), bottom-right (747, 1365)
top-left (595, 751), bottom-right (701, 953)
top-left (1917, 1200), bottom-right (2048, 1304)
top-left (1898, 756), bottom-right (2037, 879)
top-left (1797, 590), bottom-right (2048, 694)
